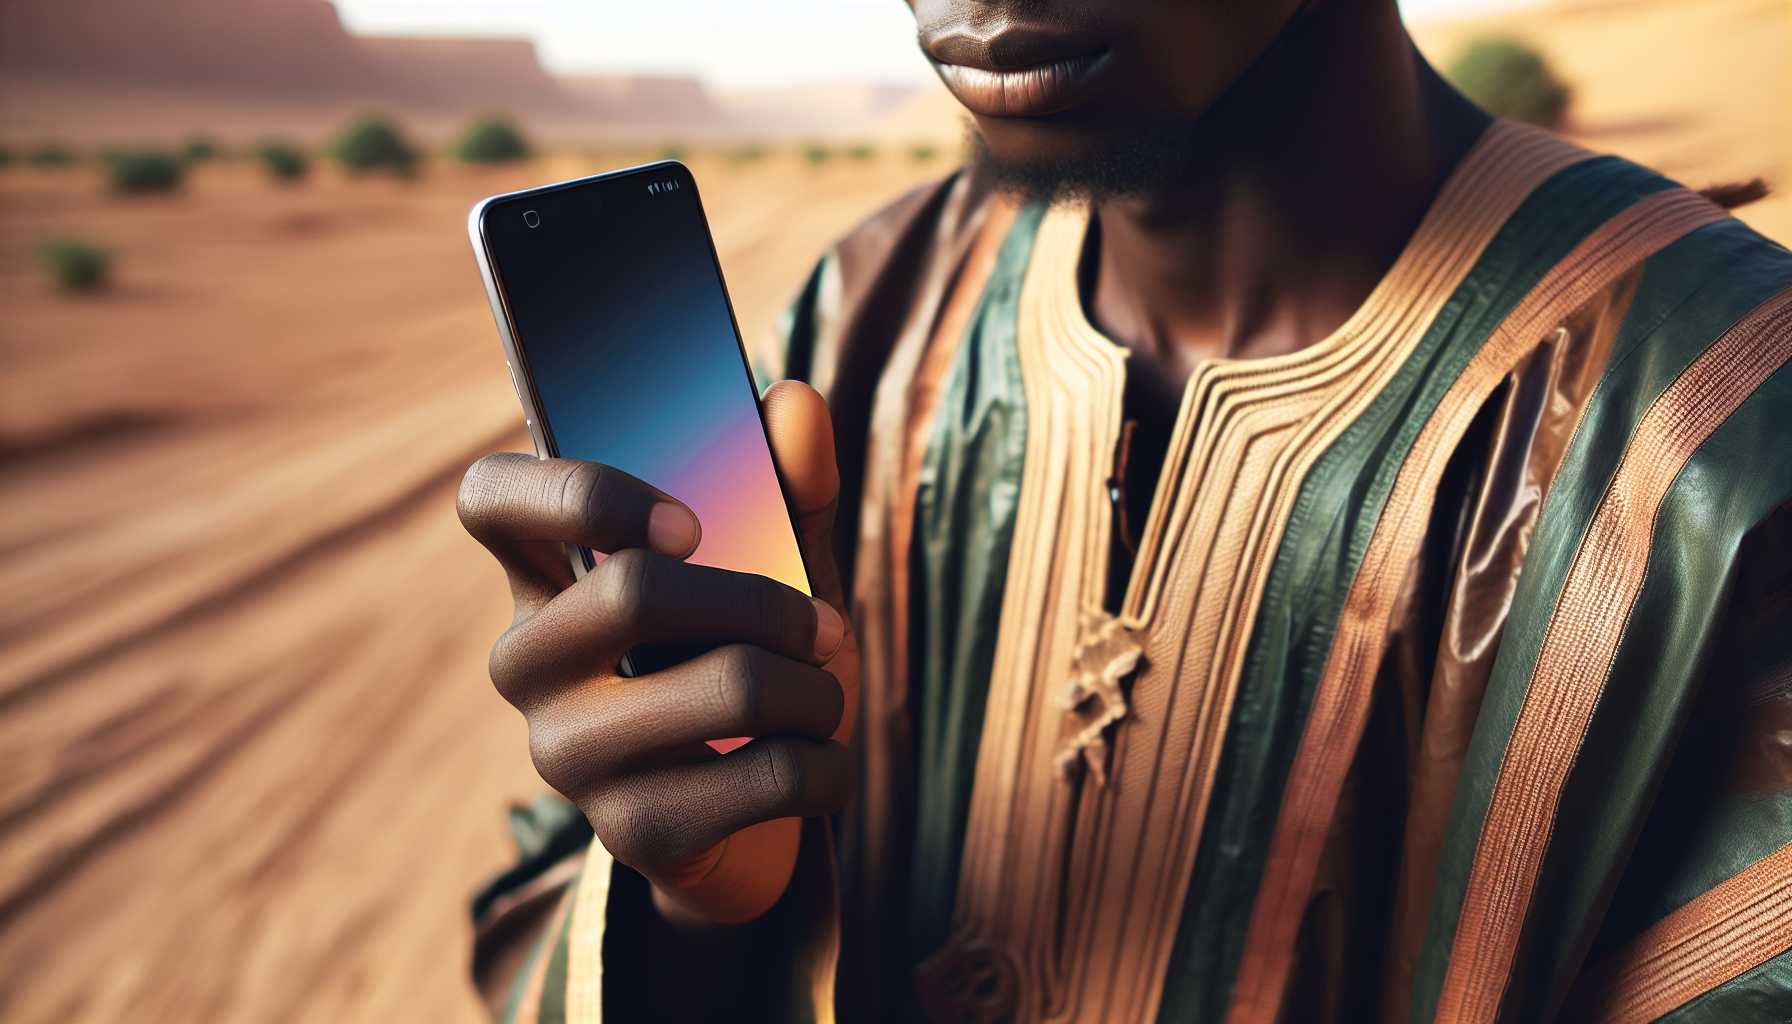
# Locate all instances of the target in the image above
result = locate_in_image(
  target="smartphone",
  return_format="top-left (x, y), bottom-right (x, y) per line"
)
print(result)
top-left (468, 161), bottom-right (811, 686)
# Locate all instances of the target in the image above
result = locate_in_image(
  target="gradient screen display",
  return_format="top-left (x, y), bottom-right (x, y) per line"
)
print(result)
top-left (481, 164), bottom-right (809, 601)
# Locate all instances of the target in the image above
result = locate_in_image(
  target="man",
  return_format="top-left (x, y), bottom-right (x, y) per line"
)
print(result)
top-left (457, 0), bottom-right (1792, 1020)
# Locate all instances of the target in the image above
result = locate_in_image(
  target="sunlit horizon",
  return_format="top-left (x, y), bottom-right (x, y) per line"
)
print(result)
top-left (329, 0), bottom-right (1544, 88)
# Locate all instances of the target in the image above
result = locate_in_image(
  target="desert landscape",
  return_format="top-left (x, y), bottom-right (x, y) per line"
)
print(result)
top-left (0, 0), bottom-right (1786, 1021)
top-left (0, 150), bottom-right (945, 1021)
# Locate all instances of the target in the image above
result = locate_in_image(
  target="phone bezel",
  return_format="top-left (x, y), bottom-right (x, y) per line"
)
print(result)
top-left (466, 159), bottom-right (817, 604)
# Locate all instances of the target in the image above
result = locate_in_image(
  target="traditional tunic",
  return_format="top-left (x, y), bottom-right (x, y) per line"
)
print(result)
top-left (472, 120), bottom-right (1792, 1023)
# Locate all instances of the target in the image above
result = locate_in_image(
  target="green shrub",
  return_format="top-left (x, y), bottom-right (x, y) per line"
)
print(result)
top-left (0, 146), bottom-right (13, 169)
top-left (724, 142), bottom-right (766, 165)
top-left (454, 115), bottom-right (531, 165)
top-left (845, 142), bottom-right (877, 162)
top-left (104, 148), bottom-right (186, 193)
top-left (331, 114), bottom-right (419, 177)
top-left (1446, 37), bottom-right (1571, 129)
top-left (802, 142), bottom-right (832, 167)
top-left (908, 142), bottom-right (940, 163)
top-left (658, 143), bottom-right (687, 162)
top-left (29, 143), bottom-right (77, 168)
top-left (257, 140), bottom-right (309, 184)
top-left (36, 237), bottom-right (111, 292)
top-left (180, 135), bottom-right (221, 162)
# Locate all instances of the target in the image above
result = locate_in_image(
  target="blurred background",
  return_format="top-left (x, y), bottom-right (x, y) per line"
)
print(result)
top-left (0, 0), bottom-right (1785, 1019)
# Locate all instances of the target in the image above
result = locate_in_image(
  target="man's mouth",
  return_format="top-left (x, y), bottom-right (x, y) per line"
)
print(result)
top-left (921, 23), bottom-right (1112, 118)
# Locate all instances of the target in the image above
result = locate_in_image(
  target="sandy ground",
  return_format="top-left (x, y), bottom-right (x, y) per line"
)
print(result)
top-left (1, 1), bottom-right (1786, 1020)
top-left (0, 152), bottom-right (943, 1022)
top-left (1412, 0), bottom-right (1791, 242)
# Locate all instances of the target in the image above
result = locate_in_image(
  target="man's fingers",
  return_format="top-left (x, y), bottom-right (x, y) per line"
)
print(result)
top-left (489, 549), bottom-right (841, 701)
top-left (590, 739), bottom-right (852, 873)
top-left (525, 644), bottom-right (845, 789)
top-left (458, 453), bottom-right (701, 603)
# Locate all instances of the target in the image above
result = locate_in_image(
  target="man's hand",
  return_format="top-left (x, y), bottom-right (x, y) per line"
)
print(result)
top-left (457, 381), bottom-right (858, 924)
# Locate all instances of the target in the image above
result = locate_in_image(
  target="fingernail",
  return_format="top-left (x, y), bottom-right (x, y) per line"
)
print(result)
top-left (647, 502), bottom-right (700, 556)
top-left (812, 599), bottom-right (845, 662)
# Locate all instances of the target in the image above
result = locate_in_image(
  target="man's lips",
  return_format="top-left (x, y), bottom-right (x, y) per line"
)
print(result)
top-left (930, 52), bottom-right (1111, 118)
top-left (921, 24), bottom-right (1112, 118)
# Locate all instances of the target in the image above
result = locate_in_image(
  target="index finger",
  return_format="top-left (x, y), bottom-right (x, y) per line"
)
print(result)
top-left (457, 452), bottom-right (701, 606)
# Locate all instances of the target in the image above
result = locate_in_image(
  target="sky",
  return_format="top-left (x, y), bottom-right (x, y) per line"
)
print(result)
top-left (330, 0), bottom-right (1536, 88)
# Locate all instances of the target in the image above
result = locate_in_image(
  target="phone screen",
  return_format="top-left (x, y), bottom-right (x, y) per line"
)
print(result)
top-left (478, 164), bottom-right (811, 605)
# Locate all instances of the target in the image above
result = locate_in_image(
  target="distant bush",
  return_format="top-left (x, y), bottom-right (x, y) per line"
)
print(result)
top-left (802, 142), bottom-right (832, 167)
top-left (908, 142), bottom-right (940, 163)
top-left (0, 146), bottom-right (13, 169)
top-left (658, 143), bottom-right (688, 162)
top-left (37, 237), bottom-right (111, 293)
top-left (181, 135), bottom-right (221, 162)
top-left (724, 142), bottom-right (766, 165)
top-left (29, 143), bottom-right (77, 168)
top-left (455, 115), bottom-right (531, 165)
top-left (1446, 37), bottom-right (1570, 129)
top-left (257, 140), bottom-right (310, 184)
top-left (331, 114), bottom-right (420, 177)
top-left (104, 148), bottom-right (186, 193)
top-left (845, 142), bottom-right (877, 161)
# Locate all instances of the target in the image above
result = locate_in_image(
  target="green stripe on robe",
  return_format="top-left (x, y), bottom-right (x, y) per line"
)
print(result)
top-left (1411, 219), bottom-right (1792, 1021)
top-left (496, 873), bottom-right (579, 1024)
top-left (535, 874), bottom-right (579, 1024)
top-left (1500, 221), bottom-right (1792, 1020)
top-left (1663, 948), bottom-right (1792, 1023)
top-left (1159, 154), bottom-right (1678, 1023)
top-left (497, 904), bottom-right (558, 1024)
top-left (905, 202), bottom-right (1045, 960)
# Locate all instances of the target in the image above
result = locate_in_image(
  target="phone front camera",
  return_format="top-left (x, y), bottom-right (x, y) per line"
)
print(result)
top-left (523, 210), bottom-right (541, 229)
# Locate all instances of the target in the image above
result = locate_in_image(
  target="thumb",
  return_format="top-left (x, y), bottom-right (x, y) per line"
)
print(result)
top-left (761, 380), bottom-right (845, 611)
top-left (762, 380), bottom-right (856, 747)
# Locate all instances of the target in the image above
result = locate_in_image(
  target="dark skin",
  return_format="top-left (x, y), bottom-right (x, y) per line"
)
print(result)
top-left (460, 0), bottom-right (1490, 1010)
top-left (459, 382), bottom-right (857, 929)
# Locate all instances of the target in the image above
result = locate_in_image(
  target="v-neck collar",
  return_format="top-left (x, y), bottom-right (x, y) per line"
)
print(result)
top-left (1020, 119), bottom-right (1558, 621)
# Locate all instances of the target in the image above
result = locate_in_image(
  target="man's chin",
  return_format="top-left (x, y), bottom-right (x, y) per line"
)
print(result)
top-left (968, 118), bottom-right (1204, 204)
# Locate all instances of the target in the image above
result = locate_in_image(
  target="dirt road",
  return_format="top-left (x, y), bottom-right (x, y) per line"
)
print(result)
top-left (0, 153), bottom-right (940, 1021)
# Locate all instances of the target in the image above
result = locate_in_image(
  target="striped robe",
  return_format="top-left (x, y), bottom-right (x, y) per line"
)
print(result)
top-left (472, 120), bottom-right (1792, 1024)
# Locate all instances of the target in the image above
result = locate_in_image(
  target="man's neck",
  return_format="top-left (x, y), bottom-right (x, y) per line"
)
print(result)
top-left (1086, 7), bottom-right (1489, 382)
